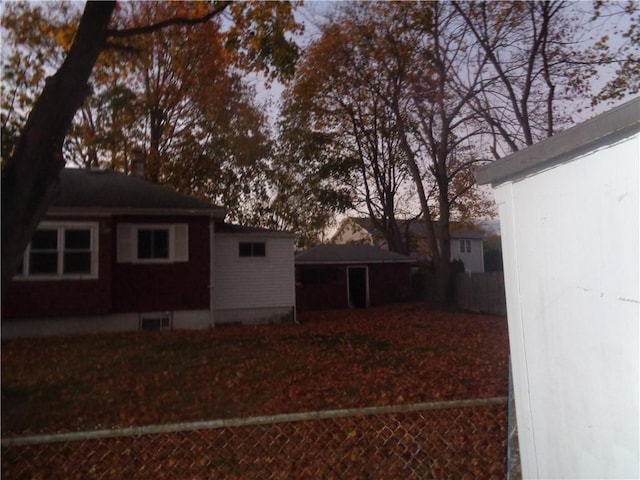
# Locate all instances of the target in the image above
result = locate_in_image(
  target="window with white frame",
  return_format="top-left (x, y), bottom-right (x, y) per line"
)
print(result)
top-left (459, 239), bottom-right (472, 254)
top-left (18, 223), bottom-right (99, 279)
top-left (117, 224), bottom-right (188, 263)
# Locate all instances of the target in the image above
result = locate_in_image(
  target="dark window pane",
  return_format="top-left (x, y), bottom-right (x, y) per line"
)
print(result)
top-left (253, 242), bottom-right (266, 256)
top-left (138, 230), bottom-right (153, 258)
top-left (153, 230), bottom-right (169, 258)
top-left (65, 229), bottom-right (90, 249)
top-left (138, 229), bottom-right (169, 259)
top-left (239, 242), bottom-right (252, 257)
top-left (64, 252), bottom-right (91, 274)
top-left (32, 230), bottom-right (57, 250)
top-left (29, 252), bottom-right (58, 274)
top-left (239, 242), bottom-right (265, 257)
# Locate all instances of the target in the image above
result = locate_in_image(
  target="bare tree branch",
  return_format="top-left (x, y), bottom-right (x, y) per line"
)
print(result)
top-left (106, 2), bottom-right (231, 38)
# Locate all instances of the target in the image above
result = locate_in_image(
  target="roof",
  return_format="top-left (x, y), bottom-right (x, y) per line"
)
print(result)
top-left (476, 96), bottom-right (640, 187)
top-left (50, 168), bottom-right (225, 217)
top-left (295, 244), bottom-right (416, 265)
top-left (341, 217), bottom-right (486, 240)
top-left (216, 223), bottom-right (294, 238)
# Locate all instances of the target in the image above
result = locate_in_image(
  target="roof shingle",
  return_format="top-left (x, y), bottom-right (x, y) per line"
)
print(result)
top-left (51, 168), bottom-right (225, 216)
top-left (296, 244), bottom-right (416, 264)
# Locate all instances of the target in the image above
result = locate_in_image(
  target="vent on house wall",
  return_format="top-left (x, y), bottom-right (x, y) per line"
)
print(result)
top-left (139, 312), bottom-right (172, 331)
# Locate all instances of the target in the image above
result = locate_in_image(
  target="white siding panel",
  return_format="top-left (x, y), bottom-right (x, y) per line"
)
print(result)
top-left (173, 224), bottom-right (189, 262)
top-left (214, 236), bottom-right (295, 310)
top-left (451, 239), bottom-right (484, 272)
top-left (495, 131), bottom-right (640, 479)
top-left (117, 224), bottom-right (134, 263)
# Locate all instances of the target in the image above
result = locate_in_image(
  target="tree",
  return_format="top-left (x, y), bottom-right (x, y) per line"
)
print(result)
top-left (1, 1), bottom-right (81, 163)
top-left (579, 0), bottom-right (640, 105)
top-left (279, 4), bottom-right (424, 255)
top-left (258, 98), bottom-right (353, 249)
top-left (3, 2), bottom-right (291, 223)
top-left (1, 0), bottom-right (300, 295)
top-left (452, 1), bottom-right (589, 157)
top-left (384, 1), bottom-right (495, 303)
top-left (289, 2), bottom-right (494, 303)
top-left (2, 2), bottom-right (116, 296)
top-left (101, 2), bottom-right (275, 223)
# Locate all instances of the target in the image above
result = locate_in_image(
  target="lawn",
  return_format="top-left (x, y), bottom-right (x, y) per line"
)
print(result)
top-left (1, 304), bottom-right (509, 436)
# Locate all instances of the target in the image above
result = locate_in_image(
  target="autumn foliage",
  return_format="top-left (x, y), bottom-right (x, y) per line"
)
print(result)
top-left (1, 305), bottom-right (509, 436)
top-left (2, 305), bottom-right (509, 479)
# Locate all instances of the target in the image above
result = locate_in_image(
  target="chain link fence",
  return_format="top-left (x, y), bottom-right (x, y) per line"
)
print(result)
top-left (2, 397), bottom-right (507, 479)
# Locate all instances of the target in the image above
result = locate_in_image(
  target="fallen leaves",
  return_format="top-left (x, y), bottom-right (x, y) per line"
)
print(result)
top-left (1, 304), bottom-right (509, 436)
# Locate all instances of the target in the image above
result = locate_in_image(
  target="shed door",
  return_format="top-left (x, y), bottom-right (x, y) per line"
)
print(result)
top-left (347, 266), bottom-right (368, 308)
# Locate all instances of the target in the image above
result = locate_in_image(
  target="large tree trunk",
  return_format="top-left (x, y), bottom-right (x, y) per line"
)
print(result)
top-left (1, 2), bottom-right (115, 298)
top-left (433, 182), bottom-right (453, 305)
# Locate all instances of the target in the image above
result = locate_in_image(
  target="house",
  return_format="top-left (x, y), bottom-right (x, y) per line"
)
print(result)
top-left (295, 244), bottom-right (416, 311)
top-left (476, 97), bottom-right (640, 479)
top-left (213, 223), bottom-right (296, 325)
top-left (2, 168), bottom-right (295, 337)
top-left (331, 217), bottom-right (486, 272)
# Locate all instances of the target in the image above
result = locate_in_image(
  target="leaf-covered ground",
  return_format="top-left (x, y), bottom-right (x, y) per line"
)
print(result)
top-left (1, 304), bottom-right (509, 436)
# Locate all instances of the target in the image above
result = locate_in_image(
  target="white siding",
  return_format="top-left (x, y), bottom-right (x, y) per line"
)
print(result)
top-left (495, 131), bottom-right (639, 479)
top-left (332, 220), bottom-right (372, 244)
top-left (451, 238), bottom-right (484, 273)
top-left (213, 235), bottom-right (295, 312)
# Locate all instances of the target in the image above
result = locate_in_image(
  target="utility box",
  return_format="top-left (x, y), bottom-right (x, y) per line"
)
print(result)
top-left (477, 98), bottom-right (639, 479)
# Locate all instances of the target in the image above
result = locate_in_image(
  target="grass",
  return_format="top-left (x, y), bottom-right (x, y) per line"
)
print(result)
top-left (1, 304), bottom-right (509, 436)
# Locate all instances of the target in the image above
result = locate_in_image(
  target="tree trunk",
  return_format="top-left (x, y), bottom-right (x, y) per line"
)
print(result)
top-left (1, 1), bottom-right (115, 298)
top-left (434, 184), bottom-right (453, 305)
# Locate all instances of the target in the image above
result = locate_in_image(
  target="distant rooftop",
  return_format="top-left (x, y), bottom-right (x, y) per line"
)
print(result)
top-left (51, 168), bottom-right (225, 217)
top-left (216, 222), bottom-right (294, 237)
top-left (296, 244), bottom-right (416, 264)
top-left (340, 217), bottom-right (486, 240)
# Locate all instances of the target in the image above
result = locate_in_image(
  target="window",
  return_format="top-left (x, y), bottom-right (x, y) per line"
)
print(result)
top-left (19, 223), bottom-right (98, 279)
top-left (459, 239), bottom-right (472, 254)
top-left (117, 224), bottom-right (188, 263)
top-left (139, 312), bottom-right (172, 331)
top-left (239, 242), bottom-right (266, 257)
top-left (137, 229), bottom-right (170, 260)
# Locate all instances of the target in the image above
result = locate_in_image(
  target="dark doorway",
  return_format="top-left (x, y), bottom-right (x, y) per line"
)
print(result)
top-left (348, 266), bottom-right (368, 308)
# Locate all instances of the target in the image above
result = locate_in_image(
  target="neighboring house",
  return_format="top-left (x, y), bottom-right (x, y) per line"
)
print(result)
top-left (295, 244), bottom-right (416, 311)
top-left (477, 97), bottom-right (639, 479)
top-left (213, 223), bottom-right (296, 325)
top-left (2, 168), bottom-right (295, 338)
top-left (332, 217), bottom-right (485, 272)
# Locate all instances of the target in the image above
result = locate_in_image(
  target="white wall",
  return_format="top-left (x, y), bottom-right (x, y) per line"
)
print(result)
top-left (213, 234), bottom-right (295, 323)
top-left (332, 221), bottom-right (372, 244)
top-left (495, 132), bottom-right (639, 478)
top-left (451, 238), bottom-right (484, 273)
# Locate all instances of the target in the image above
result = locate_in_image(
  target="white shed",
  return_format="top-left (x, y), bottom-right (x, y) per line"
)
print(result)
top-left (213, 224), bottom-right (296, 325)
top-left (477, 98), bottom-right (640, 479)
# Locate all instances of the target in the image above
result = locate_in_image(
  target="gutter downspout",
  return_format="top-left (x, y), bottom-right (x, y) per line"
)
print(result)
top-left (293, 238), bottom-right (299, 325)
top-left (209, 216), bottom-right (215, 329)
